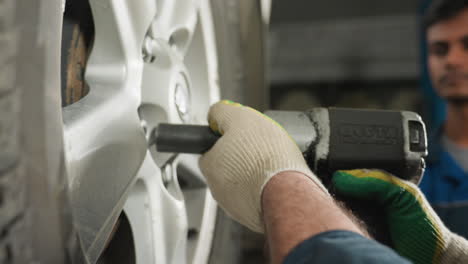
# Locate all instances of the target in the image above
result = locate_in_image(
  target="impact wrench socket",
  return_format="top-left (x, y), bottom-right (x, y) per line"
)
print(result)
top-left (150, 107), bottom-right (428, 246)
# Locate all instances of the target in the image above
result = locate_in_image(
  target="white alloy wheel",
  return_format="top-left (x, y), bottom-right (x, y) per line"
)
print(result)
top-left (62, 1), bottom-right (223, 263)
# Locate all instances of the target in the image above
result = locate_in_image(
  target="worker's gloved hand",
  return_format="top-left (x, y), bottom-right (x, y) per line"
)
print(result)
top-left (333, 169), bottom-right (468, 264)
top-left (199, 100), bottom-right (328, 233)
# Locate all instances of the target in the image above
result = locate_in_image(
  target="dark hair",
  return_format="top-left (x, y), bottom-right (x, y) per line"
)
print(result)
top-left (423, 0), bottom-right (468, 30)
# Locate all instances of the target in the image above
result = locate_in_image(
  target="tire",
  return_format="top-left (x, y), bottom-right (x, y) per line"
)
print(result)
top-left (208, 1), bottom-right (267, 263)
top-left (0, 0), bottom-right (25, 262)
top-left (2, 0), bottom-right (81, 263)
top-left (212, 0), bottom-right (268, 111)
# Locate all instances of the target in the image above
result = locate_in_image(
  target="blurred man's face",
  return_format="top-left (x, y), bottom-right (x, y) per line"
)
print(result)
top-left (428, 8), bottom-right (468, 102)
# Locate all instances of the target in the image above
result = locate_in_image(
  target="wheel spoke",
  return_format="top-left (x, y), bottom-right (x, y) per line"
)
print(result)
top-left (89, 0), bottom-right (156, 64)
top-left (125, 152), bottom-right (189, 263)
top-left (64, 1), bottom-right (158, 261)
top-left (63, 88), bottom-right (147, 262)
top-left (150, 0), bottom-right (198, 56)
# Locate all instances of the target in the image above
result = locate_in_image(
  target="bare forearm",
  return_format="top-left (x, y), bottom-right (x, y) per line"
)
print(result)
top-left (262, 171), bottom-right (365, 264)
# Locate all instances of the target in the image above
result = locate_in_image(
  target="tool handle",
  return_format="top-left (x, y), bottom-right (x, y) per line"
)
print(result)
top-left (153, 124), bottom-right (220, 154)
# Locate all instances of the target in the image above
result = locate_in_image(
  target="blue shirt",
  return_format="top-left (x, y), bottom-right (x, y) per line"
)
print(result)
top-left (420, 129), bottom-right (468, 238)
top-left (284, 231), bottom-right (410, 264)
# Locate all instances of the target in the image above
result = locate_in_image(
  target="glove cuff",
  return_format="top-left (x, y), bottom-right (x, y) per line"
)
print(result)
top-left (262, 167), bottom-right (329, 197)
top-left (440, 233), bottom-right (468, 264)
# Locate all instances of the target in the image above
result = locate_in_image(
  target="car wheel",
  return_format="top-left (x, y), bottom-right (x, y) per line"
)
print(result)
top-left (59, 0), bottom-right (266, 263)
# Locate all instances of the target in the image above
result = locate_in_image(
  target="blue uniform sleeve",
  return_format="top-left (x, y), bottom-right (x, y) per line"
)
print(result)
top-left (283, 230), bottom-right (411, 264)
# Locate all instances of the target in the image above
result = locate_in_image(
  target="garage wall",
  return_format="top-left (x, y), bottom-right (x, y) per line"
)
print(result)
top-left (267, 0), bottom-right (424, 115)
top-left (269, 1), bottom-right (421, 84)
top-left (271, 0), bottom-right (418, 23)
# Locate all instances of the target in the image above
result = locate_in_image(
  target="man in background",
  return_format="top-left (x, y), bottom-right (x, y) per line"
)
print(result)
top-left (420, 0), bottom-right (468, 238)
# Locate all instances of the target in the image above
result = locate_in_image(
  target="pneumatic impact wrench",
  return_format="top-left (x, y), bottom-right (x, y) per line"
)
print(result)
top-left (150, 107), bottom-right (428, 246)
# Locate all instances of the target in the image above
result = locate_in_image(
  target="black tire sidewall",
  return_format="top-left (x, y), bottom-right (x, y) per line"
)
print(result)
top-left (208, 1), bottom-right (267, 263)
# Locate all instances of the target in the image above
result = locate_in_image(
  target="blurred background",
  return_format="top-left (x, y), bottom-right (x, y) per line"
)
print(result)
top-left (240, 0), bottom-right (442, 262)
top-left (269, 1), bottom-right (421, 113)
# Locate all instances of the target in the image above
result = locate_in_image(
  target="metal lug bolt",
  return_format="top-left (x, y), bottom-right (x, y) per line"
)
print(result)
top-left (162, 164), bottom-right (173, 186)
top-left (143, 37), bottom-right (157, 63)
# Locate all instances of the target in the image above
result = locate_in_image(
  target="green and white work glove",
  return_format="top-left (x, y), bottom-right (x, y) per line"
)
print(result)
top-left (333, 169), bottom-right (468, 264)
top-left (199, 100), bottom-right (328, 233)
